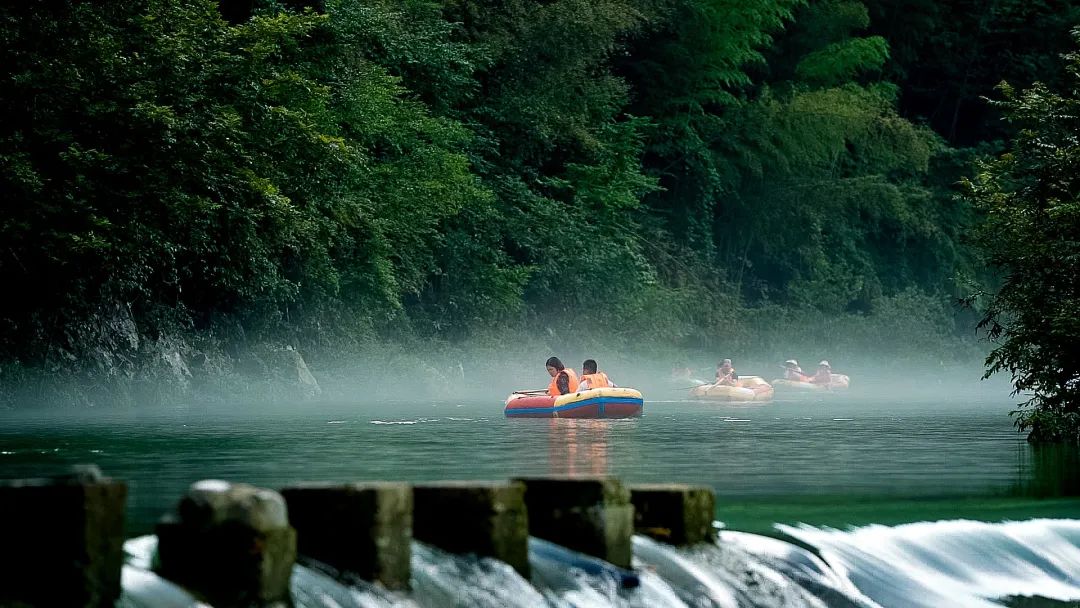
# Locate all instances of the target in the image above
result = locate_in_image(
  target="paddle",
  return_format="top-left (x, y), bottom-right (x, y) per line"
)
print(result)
top-left (673, 379), bottom-right (712, 390)
top-left (512, 389), bottom-right (549, 395)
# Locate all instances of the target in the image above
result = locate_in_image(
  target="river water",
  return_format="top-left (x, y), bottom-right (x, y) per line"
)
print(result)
top-left (3, 387), bottom-right (1080, 606)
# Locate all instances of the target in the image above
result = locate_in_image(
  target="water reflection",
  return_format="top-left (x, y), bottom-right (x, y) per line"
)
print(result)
top-left (547, 420), bottom-right (609, 477)
top-left (1016, 442), bottom-right (1080, 497)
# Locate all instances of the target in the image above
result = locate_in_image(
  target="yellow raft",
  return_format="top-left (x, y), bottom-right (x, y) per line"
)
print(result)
top-left (689, 376), bottom-right (774, 402)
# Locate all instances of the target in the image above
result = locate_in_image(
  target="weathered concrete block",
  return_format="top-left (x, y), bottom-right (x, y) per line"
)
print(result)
top-left (0, 465), bottom-right (127, 608)
top-left (156, 480), bottom-right (297, 607)
top-left (514, 477), bottom-right (634, 568)
top-left (281, 482), bottom-right (412, 590)
top-left (412, 481), bottom-right (529, 577)
top-left (629, 483), bottom-right (716, 545)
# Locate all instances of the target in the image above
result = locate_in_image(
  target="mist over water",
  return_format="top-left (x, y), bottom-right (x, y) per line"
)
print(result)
top-left (213, 341), bottom-right (1010, 410)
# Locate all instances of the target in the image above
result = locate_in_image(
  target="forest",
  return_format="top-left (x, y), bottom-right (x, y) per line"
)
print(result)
top-left (1, 0), bottom-right (1078, 438)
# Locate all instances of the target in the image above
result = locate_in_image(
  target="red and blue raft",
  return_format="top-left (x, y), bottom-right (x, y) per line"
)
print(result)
top-left (504, 387), bottom-right (644, 419)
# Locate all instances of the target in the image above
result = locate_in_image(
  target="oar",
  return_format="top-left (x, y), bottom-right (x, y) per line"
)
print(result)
top-left (674, 381), bottom-right (711, 390)
top-left (512, 389), bottom-right (549, 395)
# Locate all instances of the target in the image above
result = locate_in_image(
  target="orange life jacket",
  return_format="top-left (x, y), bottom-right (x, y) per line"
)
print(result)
top-left (580, 372), bottom-right (611, 389)
top-left (548, 368), bottom-right (580, 396)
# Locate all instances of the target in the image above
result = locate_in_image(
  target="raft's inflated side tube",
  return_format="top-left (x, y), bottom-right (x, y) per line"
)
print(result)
top-left (689, 376), bottom-right (774, 402)
top-left (771, 374), bottom-right (851, 391)
top-left (770, 379), bottom-right (826, 392)
top-left (737, 375), bottom-right (775, 399)
top-left (829, 373), bottom-right (851, 389)
top-left (504, 387), bottom-right (644, 418)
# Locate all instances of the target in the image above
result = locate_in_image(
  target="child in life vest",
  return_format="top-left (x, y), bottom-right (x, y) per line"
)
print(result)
top-left (579, 359), bottom-right (616, 390)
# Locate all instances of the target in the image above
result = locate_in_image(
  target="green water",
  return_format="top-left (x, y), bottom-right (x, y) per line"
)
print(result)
top-left (1, 392), bottom-right (1077, 535)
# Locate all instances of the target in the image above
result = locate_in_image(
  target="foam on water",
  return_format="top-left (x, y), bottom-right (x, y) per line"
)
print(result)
top-left (292, 563), bottom-right (411, 608)
top-left (411, 541), bottom-right (546, 608)
top-left (779, 518), bottom-right (1080, 608)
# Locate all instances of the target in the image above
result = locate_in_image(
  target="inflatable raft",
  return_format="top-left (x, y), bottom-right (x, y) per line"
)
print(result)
top-left (689, 376), bottom-right (774, 402)
top-left (504, 387), bottom-right (644, 419)
top-left (771, 374), bottom-right (850, 391)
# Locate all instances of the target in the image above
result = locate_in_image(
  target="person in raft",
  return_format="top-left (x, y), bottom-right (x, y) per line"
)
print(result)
top-left (715, 359), bottom-right (738, 386)
top-left (783, 359), bottom-right (810, 381)
top-left (578, 359), bottom-right (616, 390)
top-left (811, 360), bottom-right (833, 385)
top-left (546, 356), bottom-right (580, 396)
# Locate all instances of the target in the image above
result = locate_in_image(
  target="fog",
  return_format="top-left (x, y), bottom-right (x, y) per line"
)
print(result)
top-left (0, 323), bottom-right (1020, 417)
top-left (211, 341), bottom-right (1016, 414)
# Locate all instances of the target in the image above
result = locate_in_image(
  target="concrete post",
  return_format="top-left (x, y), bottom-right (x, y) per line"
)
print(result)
top-left (629, 483), bottom-right (716, 545)
top-left (514, 477), bottom-right (634, 568)
top-left (280, 482), bottom-right (412, 590)
top-left (0, 465), bottom-right (127, 608)
top-left (156, 480), bottom-right (297, 607)
top-left (412, 481), bottom-right (529, 577)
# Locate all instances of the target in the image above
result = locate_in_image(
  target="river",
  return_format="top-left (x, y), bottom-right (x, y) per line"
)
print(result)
top-left (3, 387), bottom-right (1079, 606)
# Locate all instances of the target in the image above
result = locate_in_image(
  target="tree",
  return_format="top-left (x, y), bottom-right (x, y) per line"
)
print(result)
top-left (618, 0), bottom-right (802, 256)
top-left (719, 0), bottom-right (952, 312)
top-left (0, 0), bottom-right (486, 362)
top-left (617, 0), bottom-right (963, 314)
top-left (963, 32), bottom-right (1080, 442)
top-left (864, 0), bottom-right (1080, 145)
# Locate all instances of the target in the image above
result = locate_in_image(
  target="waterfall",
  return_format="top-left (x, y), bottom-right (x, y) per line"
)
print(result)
top-left (779, 519), bottom-right (1080, 608)
top-left (118, 519), bottom-right (1080, 607)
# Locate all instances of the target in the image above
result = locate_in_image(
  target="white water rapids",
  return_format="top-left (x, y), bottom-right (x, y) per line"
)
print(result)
top-left (118, 519), bottom-right (1080, 608)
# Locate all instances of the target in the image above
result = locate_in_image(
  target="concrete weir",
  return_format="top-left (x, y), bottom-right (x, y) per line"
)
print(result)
top-left (629, 483), bottom-right (716, 545)
top-left (281, 482), bottom-right (413, 590)
top-left (515, 476), bottom-right (635, 569)
top-left (412, 480), bottom-right (530, 577)
top-left (0, 465), bottom-right (127, 608)
top-left (156, 480), bottom-right (297, 607)
top-left (0, 465), bottom-right (728, 605)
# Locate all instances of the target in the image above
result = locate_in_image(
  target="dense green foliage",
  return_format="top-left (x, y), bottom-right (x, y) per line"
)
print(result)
top-left (962, 36), bottom-right (1080, 442)
top-left (0, 0), bottom-right (1075, 413)
top-left (865, 0), bottom-right (1080, 146)
top-left (0, 0), bottom-right (485, 359)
